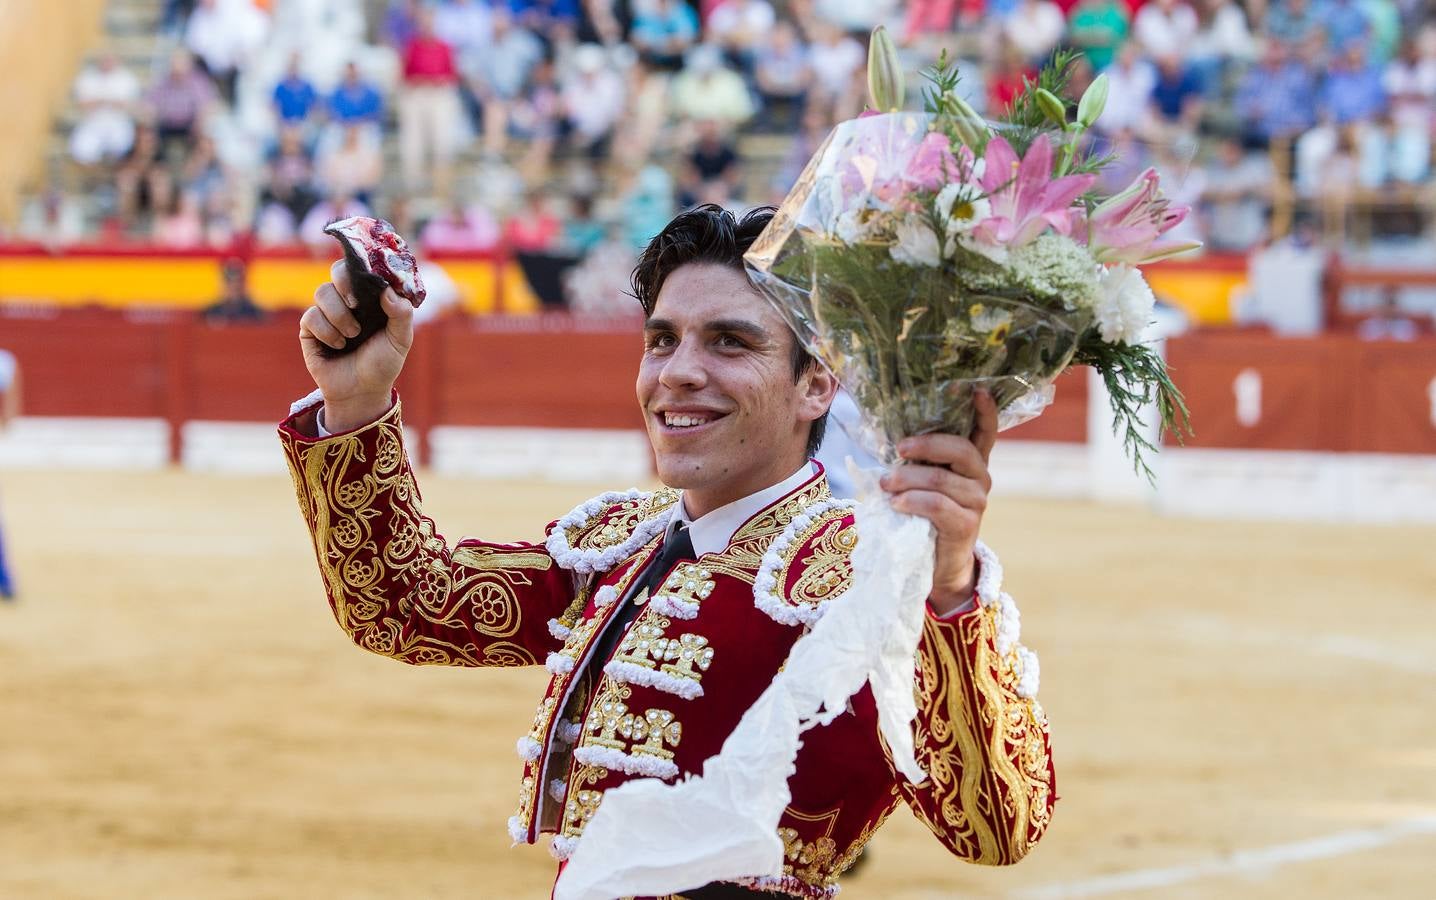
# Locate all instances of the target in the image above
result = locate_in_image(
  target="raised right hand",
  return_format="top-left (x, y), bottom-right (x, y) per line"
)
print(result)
top-left (299, 259), bottom-right (415, 432)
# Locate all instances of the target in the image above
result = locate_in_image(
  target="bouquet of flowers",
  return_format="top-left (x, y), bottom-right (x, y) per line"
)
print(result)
top-left (555, 35), bottom-right (1197, 900)
top-left (747, 34), bottom-right (1195, 476)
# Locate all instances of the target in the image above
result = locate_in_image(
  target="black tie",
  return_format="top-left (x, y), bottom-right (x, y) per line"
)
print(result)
top-left (640, 522), bottom-right (696, 599)
top-left (585, 523), bottom-right (695, 674)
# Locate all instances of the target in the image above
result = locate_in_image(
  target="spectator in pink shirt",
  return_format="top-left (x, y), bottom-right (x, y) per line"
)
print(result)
top-left (421, 201), bottom-right (502, 252)
top-left (399, 9), bottom-right (464, 195)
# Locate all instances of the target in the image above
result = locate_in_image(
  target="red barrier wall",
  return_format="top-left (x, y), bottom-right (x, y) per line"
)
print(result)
top-left (8, 309), bottom-right (1428, 461)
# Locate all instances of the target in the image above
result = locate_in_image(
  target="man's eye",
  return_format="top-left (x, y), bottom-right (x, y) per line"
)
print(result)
top-left (647, 333), bottom-right (676, 349)
top-left (717, 334), bottom-right (746, 348)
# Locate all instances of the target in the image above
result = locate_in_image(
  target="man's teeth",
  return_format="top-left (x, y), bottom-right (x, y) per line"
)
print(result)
top-left (664, 413), bottom-right (713, 427)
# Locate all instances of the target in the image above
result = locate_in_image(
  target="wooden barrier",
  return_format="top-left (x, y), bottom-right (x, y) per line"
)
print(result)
top-left (7, 307), bottom-right (1429, 463)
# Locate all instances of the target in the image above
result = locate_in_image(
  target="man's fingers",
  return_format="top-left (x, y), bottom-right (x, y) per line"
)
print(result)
top-left (299, 305), bottom-right (348, 350)
top-left (888, 488), bottom-right (976, 534)
top-left (328, 259), bottom-right (357, 308)
top-left (971, 389), bottom-right (999, 463)
top-left (381, 289), bottom-right (414, 350)
top-left (314, 283), bottom-right (361, 338)
top-left (897, 433), bottom-right (990, 486)
top-left (881, 464), bottom-right (987, 512)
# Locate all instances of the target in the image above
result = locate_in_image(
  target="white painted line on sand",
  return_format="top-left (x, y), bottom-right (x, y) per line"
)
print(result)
top-left (1013, 816), bottom-right (1436, 899)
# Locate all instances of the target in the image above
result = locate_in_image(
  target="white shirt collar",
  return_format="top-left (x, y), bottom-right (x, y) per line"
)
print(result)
top-left (671, 462), bottom-right (817, 557)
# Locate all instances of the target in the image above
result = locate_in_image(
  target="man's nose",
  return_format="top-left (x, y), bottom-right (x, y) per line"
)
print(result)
top-left (658, 337), bottom-right (707, 390)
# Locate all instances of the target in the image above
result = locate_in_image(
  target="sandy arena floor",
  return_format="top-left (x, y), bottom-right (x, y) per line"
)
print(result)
top-left (1, 464), bottom-right (1433, 899)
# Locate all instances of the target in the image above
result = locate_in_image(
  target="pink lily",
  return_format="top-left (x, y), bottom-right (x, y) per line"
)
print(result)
top-left (972, 134), bottom-right (1095, 248)
top-left (1085, 168), bottom-right (1202, 264)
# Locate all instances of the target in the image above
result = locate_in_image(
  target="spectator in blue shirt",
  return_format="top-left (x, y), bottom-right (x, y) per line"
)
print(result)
top-left (630, 0), bottom-right (700, 70)
top-left (1320, 41), bottom-right (1386, 124)
top-left (1149, 54), bottom-right (1204, 131)
top-left (1265, 0), bottom-right (1324, 48)
top-left (1235, 42), bottom-right (1318, 144)
top-left (1321, 0), bottom-right (1370, 55)
top-left (328, 62), bottom-right (384, 127)
top-left (272, 54), bottom-right (318, 125)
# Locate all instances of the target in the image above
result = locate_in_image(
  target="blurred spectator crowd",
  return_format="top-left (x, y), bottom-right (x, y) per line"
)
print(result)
top-left (12, 0), bottom-right (1436, 312)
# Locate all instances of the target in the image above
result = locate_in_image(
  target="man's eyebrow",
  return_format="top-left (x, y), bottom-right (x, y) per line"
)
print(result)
top-left (642, 318), bottom-right (772, 340)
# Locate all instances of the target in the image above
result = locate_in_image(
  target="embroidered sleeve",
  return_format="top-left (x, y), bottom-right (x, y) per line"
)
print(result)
top-left (888, 545), bottom-right (1055, 865)
top-left (280, 398), bottom-right (575, 667)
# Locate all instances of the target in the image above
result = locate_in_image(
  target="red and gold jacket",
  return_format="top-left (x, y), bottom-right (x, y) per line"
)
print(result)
top-left (280, 398), bottom-right (1055, 898)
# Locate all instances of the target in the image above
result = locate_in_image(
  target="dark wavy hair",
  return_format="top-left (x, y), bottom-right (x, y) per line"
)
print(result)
top-left (631, 204), bottom-right (828, 458)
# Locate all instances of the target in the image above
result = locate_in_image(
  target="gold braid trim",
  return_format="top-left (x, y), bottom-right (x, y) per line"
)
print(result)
top-left (900, 608), bottom-right (1053, 865)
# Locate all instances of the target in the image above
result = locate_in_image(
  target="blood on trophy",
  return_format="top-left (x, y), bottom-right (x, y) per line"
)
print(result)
top-left (321, 216), bottom-right (427, 357)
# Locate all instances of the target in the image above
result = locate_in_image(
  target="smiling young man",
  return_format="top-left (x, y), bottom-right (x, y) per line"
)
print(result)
top-left (280, 205), bottom-right (1054, 898)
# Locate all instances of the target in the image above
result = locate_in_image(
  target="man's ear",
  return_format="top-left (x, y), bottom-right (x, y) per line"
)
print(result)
top-left (799, 362), bottom-right (839, 422)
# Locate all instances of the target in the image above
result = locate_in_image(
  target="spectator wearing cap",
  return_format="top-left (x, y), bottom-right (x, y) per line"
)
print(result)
top-left (272, 53), bottom-right (318, 126)
top-left (69, 53), bottom-right (142, 167)
top-left (631, 0), bottom-right (701, 70)
top-left (561, 44), bottom-right (627, 158)
top-left (399, 9), bottom-right (464, 194)
top-left (1132, 0), bottom-right (1198, 60)
top-left (1068, 0), bottom-right (1130, 72)
top-left (671, 44), bottom-right (754, 128)
top-left (753, 21), bottom-right (810, 133)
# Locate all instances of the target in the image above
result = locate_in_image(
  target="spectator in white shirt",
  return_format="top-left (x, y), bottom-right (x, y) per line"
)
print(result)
top-left (561, 44), bottom-right (627, 157)
top-left (433, 0), bottom-right (494, 55)
top-left (1133, 0), bottom-right (1199, 60)
top-left (707, 0), bottom-right (775, 70)
top-left (184, 0), bottom-right (268, 103)
top-left (807, 21), bottom-right (865, 123)
top-left (1004, 0), bottom-right (1067, 65)
top-left (1379, 36), bottom-right (1436, 183)
top-left (69, 54), bottom-right (141, 166)
top-left (1097, 42), bottom-right (1159, 136)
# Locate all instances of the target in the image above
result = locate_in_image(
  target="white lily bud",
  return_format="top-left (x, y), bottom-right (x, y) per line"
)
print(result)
top-left (1077, 74), bottom-right (1110, 129)
top-left (1035, 89), bottom-right (1069, 128)
top-left (866, 26), bottom-right (905, 112)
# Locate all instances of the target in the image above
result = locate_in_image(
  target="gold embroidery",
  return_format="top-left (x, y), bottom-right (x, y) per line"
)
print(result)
top-left (788, 519), bottom-right (857, 606)
top-left (694, 477), bottom-right (831, 583)
top-left (558, 763), bottom-right (609, 838)
top-left (612, 615), bottom-right (674, 669)
top-left (895, 609), bottom-right (1052, 865)
top-left (284, 405), bottom-right (559, 668)
top-left (659, 563), bottom-right (715, 605)
top-left (658, 633), bottom-right (714, 684)
top-left (583, 682), bottom-right (682, 762)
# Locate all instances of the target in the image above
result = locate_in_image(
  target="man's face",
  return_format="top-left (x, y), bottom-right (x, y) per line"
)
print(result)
top-left (637, 264), bottom-right (834, 517)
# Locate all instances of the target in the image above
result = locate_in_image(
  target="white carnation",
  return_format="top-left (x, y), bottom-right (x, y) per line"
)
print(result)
top-left (890, 217), bottom-right (942, 267)
top-left (1096, 263), bottom-right (1157, 344)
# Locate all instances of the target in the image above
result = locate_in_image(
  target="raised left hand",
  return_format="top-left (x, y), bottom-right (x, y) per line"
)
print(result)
top-left (879, 390), bottom-right (997, 615)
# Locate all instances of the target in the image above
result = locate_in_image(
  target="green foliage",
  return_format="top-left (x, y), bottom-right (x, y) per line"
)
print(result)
top-left (1075, 336), bottom-right (1192, 482)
